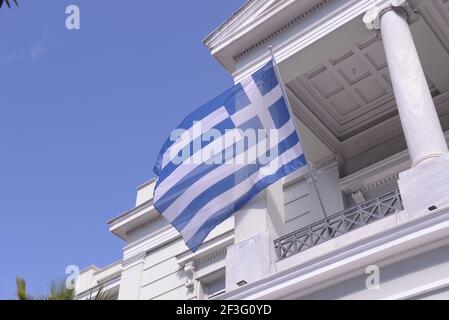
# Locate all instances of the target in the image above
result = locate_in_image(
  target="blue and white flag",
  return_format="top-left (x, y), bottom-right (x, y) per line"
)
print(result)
top-left (153, 61), bottom-right (307, 252)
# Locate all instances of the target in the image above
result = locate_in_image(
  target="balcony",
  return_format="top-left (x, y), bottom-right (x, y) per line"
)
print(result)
top-left (274, 189), bottom-right (403, 261)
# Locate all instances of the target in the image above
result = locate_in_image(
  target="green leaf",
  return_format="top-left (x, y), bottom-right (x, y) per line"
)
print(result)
top-left (16, 277), bottom-right (27, 300)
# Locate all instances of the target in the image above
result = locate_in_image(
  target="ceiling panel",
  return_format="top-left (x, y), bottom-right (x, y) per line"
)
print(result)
top-left (287, 33), bottom-right (400, 141)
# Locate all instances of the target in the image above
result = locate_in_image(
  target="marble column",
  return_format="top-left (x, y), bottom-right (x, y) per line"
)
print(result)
top-left (364, 0), bottom-right (448, 167)
top-left (364, 0), bottom-right (449, 217)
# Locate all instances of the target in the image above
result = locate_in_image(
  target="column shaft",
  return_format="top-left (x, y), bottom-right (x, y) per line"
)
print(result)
top-left (380, 9), bottom-right (448, 166)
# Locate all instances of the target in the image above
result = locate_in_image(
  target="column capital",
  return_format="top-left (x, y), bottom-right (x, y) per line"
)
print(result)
top-left (363, 0), bottom-right (417, 30)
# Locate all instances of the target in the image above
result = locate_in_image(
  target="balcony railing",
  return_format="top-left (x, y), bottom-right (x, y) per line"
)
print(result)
top-left (274, 189), bottom-right (403, 261)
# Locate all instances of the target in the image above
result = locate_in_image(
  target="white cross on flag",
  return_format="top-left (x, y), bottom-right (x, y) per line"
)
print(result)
top-left (153, 60), bottom-right (307, 252)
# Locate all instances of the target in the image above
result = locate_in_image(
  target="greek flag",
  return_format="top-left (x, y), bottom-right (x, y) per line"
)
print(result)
top-left (153, 61), bottom-right (306, 252)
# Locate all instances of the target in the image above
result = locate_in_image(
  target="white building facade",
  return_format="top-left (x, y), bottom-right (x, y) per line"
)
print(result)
top-left (76, 0), bottom-right (449, 300)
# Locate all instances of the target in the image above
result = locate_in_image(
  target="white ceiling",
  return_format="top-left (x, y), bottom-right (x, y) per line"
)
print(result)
top-left (283, 0), bottom-right (449, 171)
top-left (287, 33), bottom-right (438, 142)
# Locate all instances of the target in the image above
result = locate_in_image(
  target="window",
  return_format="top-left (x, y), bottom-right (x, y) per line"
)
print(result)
top-left (205, 277), bottom-right (225, 299)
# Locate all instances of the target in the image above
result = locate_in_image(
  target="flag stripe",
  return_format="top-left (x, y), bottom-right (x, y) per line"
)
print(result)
top-left (182, 143), bottom-right (305, 244)
top-left (156, 137), bottom-right (262, 218)
top-left (157, 118), bottom-right (296, 219)
top-left (161, 106), bottom-right (230, 169)
top-left (153, 60), bottom-right (308, 252)
top-left (154, 133), bottom-right (263, 215)
top-left (186, 154), bottom-right (306, 250)
top-left (185, 154), bottom-right (306, 250)
top-left (154, 127), bottom-right (244, 201)
top-left (172, 131), bottom-right (299, 232)
top-left (156, 116), bottom-right (235, 185)
top-left (153, 82), bottom-right (246, 175)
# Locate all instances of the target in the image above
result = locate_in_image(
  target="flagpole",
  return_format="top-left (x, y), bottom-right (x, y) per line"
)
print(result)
top-left (269, 46), bottom-right (329, 219)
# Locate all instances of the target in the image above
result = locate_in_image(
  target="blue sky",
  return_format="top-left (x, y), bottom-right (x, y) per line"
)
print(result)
top-left (0, 0), bottom-right (245, 299)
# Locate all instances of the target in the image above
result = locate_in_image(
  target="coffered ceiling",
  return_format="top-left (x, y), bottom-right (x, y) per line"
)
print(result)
top-left (287, 33), bottom-right (439, 142)
top-left (281, 0), bottom-right (449, 171)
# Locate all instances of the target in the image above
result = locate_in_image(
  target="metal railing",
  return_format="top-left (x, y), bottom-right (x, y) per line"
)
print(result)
top-left (274, 189), bottom-right (403, 260)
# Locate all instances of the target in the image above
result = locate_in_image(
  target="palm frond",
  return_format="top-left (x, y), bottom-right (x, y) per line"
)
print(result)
top-left (86, 285), bottom-right (113, 300)
top-left (0, 0), bottom-right (19, 9)
top-left (15, 277), bottom-right (27, 300)
top-left (48, 279), bottom-right (75, 300)
top-left (15, 277), bottom-right (44, 300)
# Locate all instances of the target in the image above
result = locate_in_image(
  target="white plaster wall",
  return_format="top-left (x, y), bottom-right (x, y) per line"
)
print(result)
top-left (75, 267), bottom-right (98, 294)
top-left (233, 193), bottom-right (268, 243)
top-left (301, 243), bottom-right (449, 300)
top-left (120, 217), bottom-right (233, 300)
top-left (294, 117), bottom-right (333, 163)
top-left (135, 181), bottom-right (155, 206)
top-left (280, 164), bottom-right (344, 236)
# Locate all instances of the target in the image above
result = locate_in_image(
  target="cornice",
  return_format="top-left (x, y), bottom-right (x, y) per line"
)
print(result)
top-left (93, 260), bottom-right (123, 276)
top-left (79, 265), bottom-right (100, 274)
top-left (126, 214), bottom-right (163, 236)
top-left (107, 199), bottom-right (154, 228)
top-left (75, 272), bottom-right (121, 299)
top-left (360, 173), bottom-right (399, 193)
top-left (136, 177), bottom-right (156, 191)
top-left (107, 198), bottom-right (159, 240)
top-left (205, 0), bottom-right (333, 72)
top-left (340, 129), bottom-right (449, 194)
top-left (340, 149), bottom-right (410, 193)
top-left (196, 247), bottom-right (228, 268)
top-left (124, 226), bottom-right (180, 256)
top-left (283, 155), bottom-right (340, 187)
top-left (203, 0), bottom-right (261, 47)
top-left (232, 0), bottom-right (392, 81)
top-left (232, 0), bottom-right (330, 63)
top-left (176, 231), bottom-right (234, 267)
top-left (122, 251), bottom-right (146, 269)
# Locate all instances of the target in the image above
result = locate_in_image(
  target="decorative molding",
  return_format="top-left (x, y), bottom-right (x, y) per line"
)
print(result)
top-left (177, 232), bottom-right (233, 268)
top-left (351, 189), bottom-right (366, 204)
top-left (232, 0), bottom-right (330, 62)
top-left (283, 155), bottom-right (340, 187)
top-left (107, 199), bottom-right (154, 228)
top-left (361, 173), bottom-right (399, 193)
top-left (126, 214), bottom-right (163, 236)
top-left (93, 260), bottom-right (122, 276)
top-left (203, 0), bottom-right (277, 48)
top-left (136, 178), bottom-right (156, 191)
top-left (195, 248), bottom-right (227, 268)
top-left (75, 273), bottom-right (121, 299)
top-left (340, 146), bottom-right (409, 194)
top-left (79, 265), bottom-right (100, 274)
top-left (121, 252), bottom-right (146, 269)
top-left (97, 273), bottom-right (122, 286)
top-left (184, 262), bottom-right (196, 289)
top-left (382, 277), bottom-right (449, 300)
top-left (363, 0), bottom-right (419, 30)
top-left (138, 228), bottom-right (180, 254)
top-left (340, 130), bottom-right (449, 195)
top-left (232, 0), bottom-right (393, 81)
top-left (176, 236), bottom-right (230, 293)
